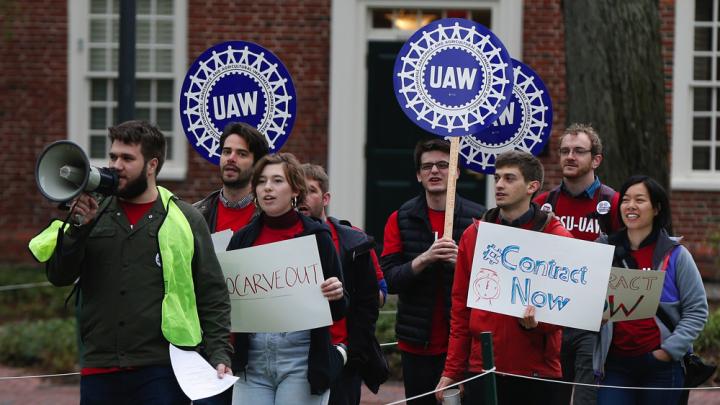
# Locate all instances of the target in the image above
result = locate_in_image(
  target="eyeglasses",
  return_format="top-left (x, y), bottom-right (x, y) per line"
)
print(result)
top-left (420, 161), bottom-right (450, 172)
top-left (559, 147), bottom-right (593, 157)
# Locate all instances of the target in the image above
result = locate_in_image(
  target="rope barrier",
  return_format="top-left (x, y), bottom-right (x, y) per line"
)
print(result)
top-left (0, 282), bottom-right (52, 292)
top-left (383, 367), bottom-right (496, 405)
top-left (493, 370), bottom-right (720, 391)
top-left (379, 341), bottom-right (398, 347)
top-left (0, 372), bottom-right (79, 381)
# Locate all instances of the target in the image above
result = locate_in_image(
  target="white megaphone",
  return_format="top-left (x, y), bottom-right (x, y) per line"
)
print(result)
top-left (35, 140), bottom-right (119, 203)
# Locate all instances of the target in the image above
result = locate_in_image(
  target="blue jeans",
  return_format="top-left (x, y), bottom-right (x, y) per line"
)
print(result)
top-left (231, 331), bottom-right (329, 405)
top-left (598, 352), bottom-right (684, 405)
top-left (80, 365), bottom-right (189, 405)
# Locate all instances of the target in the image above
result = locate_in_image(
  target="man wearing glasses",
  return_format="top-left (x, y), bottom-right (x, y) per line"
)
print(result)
top-left (534, 123), bottom-right (621, 404)
top-left (381, 138), bottom-right (485, 404)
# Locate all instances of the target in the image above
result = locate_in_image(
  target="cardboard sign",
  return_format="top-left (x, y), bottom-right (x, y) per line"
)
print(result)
top-left (457, 59), bottom-right (553, 173)
top-left (216, 235), bottom-right (332, 332)
top-left (468, 222), bottom-right (614, 331)
top-left (604, 267), bottom-right (666, 322)
top-left (180, 41), bottom-right (296, 165)
top-left (393, 18), bottom-right (513, 137)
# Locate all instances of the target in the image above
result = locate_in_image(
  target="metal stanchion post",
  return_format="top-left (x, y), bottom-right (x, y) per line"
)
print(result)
top-left (480, 332), bottom-right (498, 405)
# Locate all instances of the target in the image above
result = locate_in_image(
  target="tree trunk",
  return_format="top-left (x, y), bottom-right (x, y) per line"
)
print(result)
top-left (564, 0), bottom-right (668, 191)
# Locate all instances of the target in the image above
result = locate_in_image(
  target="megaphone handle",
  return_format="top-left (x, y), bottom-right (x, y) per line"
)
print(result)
top-left (58, 201), bottom-right (72, 211)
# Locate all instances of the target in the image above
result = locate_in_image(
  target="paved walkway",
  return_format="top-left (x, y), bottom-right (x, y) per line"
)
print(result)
top-left (1, 366), bottom-right (718, 404)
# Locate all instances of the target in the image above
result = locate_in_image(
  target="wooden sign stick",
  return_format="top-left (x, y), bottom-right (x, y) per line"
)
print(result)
top-left (443, 137), bottom-right (460, 238)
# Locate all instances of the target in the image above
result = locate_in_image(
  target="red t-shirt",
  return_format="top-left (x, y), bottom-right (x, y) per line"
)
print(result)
top-left (82, 199), bottom-right (154, 376)
top-left (610, 242), bottom-right (661, 356)
top-left (382, 208), bottom-right (449, 355)
top-left (534, 187), bottom-right (620, 241)
top-left (215, 201), bottom-right (256, 233)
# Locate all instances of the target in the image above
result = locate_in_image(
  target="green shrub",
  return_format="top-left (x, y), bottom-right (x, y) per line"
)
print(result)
top-left (696, 308), bottom-right (720, 354)
top-left (377, 297), bottom-right (402, 380)
top-left (0, 318), bottom-right (77, 372)
top-left (0, 265), bottom-right (75, 322)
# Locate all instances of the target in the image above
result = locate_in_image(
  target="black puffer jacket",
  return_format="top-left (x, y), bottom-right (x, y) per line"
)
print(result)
top-left (381, 194), bottom-right (485, 346)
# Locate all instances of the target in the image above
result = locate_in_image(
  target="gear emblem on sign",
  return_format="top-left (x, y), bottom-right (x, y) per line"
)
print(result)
top-left (393, 18), bottom-right (514, 137)
top-left (180, 41), bottom-right (296, 165)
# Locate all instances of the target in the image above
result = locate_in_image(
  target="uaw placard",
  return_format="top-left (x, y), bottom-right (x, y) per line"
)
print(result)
top-left (180, 41), bottom-right (296, 165)
top-left (456, 59), bottom-right (553, 173)
top-left (468, 222), bottom-right (614, 331)
top-left (216, 235), bottom-right (332, 333)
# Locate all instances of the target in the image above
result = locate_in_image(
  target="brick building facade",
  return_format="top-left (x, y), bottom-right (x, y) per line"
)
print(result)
top-left (1, 1), bottom-right (718, 287)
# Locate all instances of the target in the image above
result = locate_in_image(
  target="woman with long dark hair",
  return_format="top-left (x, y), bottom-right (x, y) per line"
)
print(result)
top-left (227, 153), bottom-right (347, 405)
top-left (594, 175), bottom-right (707, 404)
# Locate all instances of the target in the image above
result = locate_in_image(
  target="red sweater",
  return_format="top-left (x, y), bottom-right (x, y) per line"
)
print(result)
top-left (443, 216), bottom-right (572, 381)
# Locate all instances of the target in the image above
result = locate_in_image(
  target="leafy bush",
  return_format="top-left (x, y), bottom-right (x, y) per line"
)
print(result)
top-left (376, 297), bottom-right (402, 380)
top-left (0, 318), bottom-right (77, 372)
top-left (0, 265), bottom-right (75, 322)
top-left (695, 308), bottom-right (720, 354)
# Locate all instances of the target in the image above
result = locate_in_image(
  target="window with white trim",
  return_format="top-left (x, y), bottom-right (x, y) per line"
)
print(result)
top-left (69, 0), bottom-right (187, 179)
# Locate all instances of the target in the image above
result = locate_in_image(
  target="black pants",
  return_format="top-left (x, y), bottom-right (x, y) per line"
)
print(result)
top-left (328, 365), bottom-right (362, 405)
top-left (80, 366), bottom-right (189, 405)
top-left (401, 351), bottom-right (446, 405)
top-left (555, 328), bottom-right (598, 405)
top-left (464, 373), bottom-right (561, 405)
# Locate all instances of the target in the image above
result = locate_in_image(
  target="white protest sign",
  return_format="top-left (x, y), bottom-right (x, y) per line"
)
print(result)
top-left (169, 344), bottom-right (238, 400)
top-left (603, 267), bottom-right (665, 322)
top-left (216, 235), bottom-right (332, 333)
top-left (468, 222), bottom-right (614, 331)
top-left (211, 229), bottom-right (233, 253)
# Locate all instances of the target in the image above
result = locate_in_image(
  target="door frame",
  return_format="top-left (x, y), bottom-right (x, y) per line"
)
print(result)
top-left (328, 0), bottom-right (523, 226)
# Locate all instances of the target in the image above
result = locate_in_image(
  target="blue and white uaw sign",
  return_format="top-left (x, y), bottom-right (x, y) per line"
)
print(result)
top-left (456, 59), bottom-right (553, 173)
top-left (393, 18), bottom-right (514, 137)
top-left (180, 41), bottom-right (296, 165)
top-left (468, 222), bottom-right (614, 331)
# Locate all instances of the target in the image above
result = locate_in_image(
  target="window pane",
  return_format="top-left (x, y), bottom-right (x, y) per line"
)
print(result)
top-left (694, 57), bottom-right (712, 80)
top-left (155, 49), bottom-right (172, 72)
top-left (90, 0), bottom-right (107, 14)
top-left (696, 27), bottom-right (712, 51)
top-left (137, 0), bottom-right (151, 15)
top-left (372, 9), bottom-right (393, 28)
top-left (694, 87), bottom-right (712, 111)
top-left (135, 107), bottom-right (151, 121)
top-left (695, 117), bottom-right (711, 140)
top-left (157, 20), bottom-right (173, 44)
top-left (91, 107), bottom-right (107, 130)
top-left (90, 19), bottom-right (107, 42)
top-left (716, 147), bottom-right (720, 170)
top-left (157, 108), bottom-right (173, 131)
top-left (91, 79), bottom-right (108, 101)
top-left (111, 0), bottom-right (119, 14)
top-left (136, 49), bottom-right (150, 72)
top-left (693, 146), bottom-right (711, 170)
top-left (157, 80), bottom-right (173, 102)
top-left (136, 80), bottom-right (151, 102)
top-left (90, 135), bottom-right (106, 159)
top-left (165, 136), bottom-right (173, 160)
top-left (89, 48), bottom-right (106, 71)
top-left (471, 9), bottom-right (492, 28)
top-left (137, 20), bottom-right (151, 44)
top-left (111, 19), bottom-right (119, 42)
top-left (695, 0), bottom-right (713, 22)
top-left (157, 0), bottom-right (173, 15)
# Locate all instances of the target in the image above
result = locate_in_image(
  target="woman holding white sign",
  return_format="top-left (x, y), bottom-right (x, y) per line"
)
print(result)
top-left (226, 153), bottom-right (347, 405)
top-left (594, 175), bottom-right (708, 404)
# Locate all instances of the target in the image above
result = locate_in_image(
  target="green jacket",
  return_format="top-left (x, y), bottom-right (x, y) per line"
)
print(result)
top-left (45, 190), bottom-right (232, 368)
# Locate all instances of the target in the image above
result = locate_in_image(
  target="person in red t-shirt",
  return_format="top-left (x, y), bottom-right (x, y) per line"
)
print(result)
top-left (194, 122), bottom-right (269, 235)
top-left (436, 150), bottom-right (572, 405)
top-left (299, 163), bottom-right (389, 405)
top-left (533, 123), bottom-right (620, 405)
top-left (381, 139), bottom-right (485, 405)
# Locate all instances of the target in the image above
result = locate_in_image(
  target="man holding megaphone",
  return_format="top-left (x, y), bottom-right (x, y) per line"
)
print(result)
top-left (29, 120), bottom-right (232, 404)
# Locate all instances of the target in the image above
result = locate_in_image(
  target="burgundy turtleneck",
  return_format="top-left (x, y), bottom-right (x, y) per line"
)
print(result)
top-left (252, 209), bottom-right (304, 247)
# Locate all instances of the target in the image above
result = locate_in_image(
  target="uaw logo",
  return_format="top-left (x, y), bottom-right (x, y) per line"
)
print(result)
top-left (456, 59), bottom-right (552, 173)
top-left (393, 18), bottom-right (513, 137)
top-left (180, 41), bottom-right (296, 165)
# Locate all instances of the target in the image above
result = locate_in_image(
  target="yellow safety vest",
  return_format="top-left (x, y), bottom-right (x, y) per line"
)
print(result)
top-left (28, 186), bottom-right (202, 346)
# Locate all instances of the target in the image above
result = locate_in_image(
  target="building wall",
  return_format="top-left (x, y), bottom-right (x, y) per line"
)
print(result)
top-left (1, 0), bottom-right (719, 283)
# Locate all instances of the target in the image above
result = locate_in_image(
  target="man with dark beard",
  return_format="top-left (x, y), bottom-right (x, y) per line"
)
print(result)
top-left (194, 122), bottom-right (269, 233)
top-left (32, 121), bottom-right (232, 404)
top-left (534, 123), bottom-right (621, 405)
